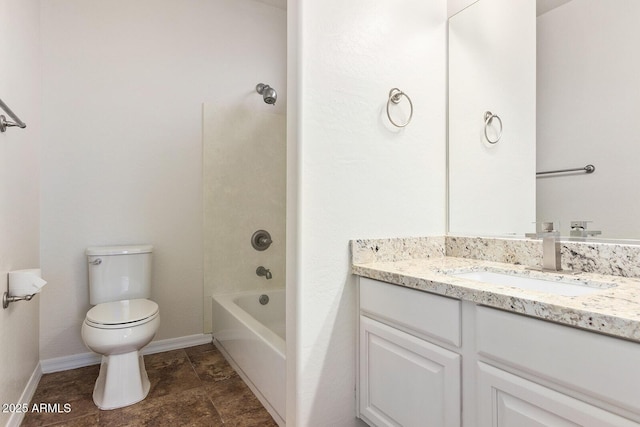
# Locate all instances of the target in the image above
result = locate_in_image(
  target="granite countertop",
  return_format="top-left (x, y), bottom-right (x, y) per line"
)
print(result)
top-left (352, 256), bottom-right (640, 342)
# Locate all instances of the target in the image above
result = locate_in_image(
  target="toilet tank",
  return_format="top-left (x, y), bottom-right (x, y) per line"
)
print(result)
top-left (86, 245), bottom-right (153, 305)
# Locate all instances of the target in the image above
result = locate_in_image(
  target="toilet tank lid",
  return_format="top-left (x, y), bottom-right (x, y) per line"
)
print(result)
top-left (86, 245), bottom-right (153, 256)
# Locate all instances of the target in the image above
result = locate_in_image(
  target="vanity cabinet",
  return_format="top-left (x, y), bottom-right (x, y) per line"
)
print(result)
top-left (475, 306), bottom-right (640, 427)
top-left (358, 277), bottom-right (640, 427)
top-left (358, 278), bottom-right (461, 427)
top-left (476, 362), bottom-right (638, 427)
top-left (359, 316), bottom-right (460, 427)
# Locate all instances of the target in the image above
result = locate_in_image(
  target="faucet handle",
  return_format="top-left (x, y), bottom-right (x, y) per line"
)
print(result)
top-left (526, 221), bottom-right (560, 239)
top-left (541, 221), bottom-right (555, 232)
top-left (570, 220), bottom-right (601, 238)
top-left (570, 220), bottom-right (591, 230)
top-left (251, 230), bottom-right (273, 251)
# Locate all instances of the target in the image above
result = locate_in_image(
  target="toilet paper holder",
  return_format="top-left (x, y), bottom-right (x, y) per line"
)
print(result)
top-left (3, 269), bottom-right (46, 309)
top-left (3, 291), bottom-right (36, 309)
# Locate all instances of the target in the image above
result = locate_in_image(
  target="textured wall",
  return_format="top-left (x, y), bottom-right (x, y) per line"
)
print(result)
top-left (0, 0), bottom-right (41, 424)
top-left (289, 0), bottom-right (448, 424)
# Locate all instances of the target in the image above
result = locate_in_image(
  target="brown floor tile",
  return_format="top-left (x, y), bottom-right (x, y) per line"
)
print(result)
top-left (23, 366), bottom-right (100, 427)
top-left (224, 408), bottom-right (278, 427)
top-left (143, 349), bottom-right (186, 368)
top-left (98, 387), bottom-right (223, 427)
top-left (22, 346), bottom-right (275, 427)
top-left (204, 375), bottom-right (251, 403)
top-left (205, 378), bottom-right (265, 422)
top-left (45, 413), bottom-right (100, 427)
top-left (189, 347), bottom-right (238, 383)
top-left (144, 350), bottom-right (202, 399)
top-left (183, 342), bottom-right (216, 358)
top-left (30, 365), bottom-right (99, 401)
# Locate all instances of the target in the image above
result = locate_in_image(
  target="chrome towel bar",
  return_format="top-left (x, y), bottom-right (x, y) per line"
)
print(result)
top-left (0, 97), bottom-right (27, 132)
top-left (536, 164), bottom-right (595, 176)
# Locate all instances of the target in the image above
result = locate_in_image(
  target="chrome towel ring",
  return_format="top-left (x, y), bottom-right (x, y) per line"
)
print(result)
top-left (386, 88), bottom-right (413, 128)
top-left (0, 97), bottom-right (27, 133)
top-left (484, 111), bottom-right (502, 144)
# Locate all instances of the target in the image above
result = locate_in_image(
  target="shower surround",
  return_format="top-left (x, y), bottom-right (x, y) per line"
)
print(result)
top-left (203, 104), bottom-right (286, 331)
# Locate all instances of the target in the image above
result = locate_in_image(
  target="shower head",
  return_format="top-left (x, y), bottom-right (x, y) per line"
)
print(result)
top-left (256, 83), bottom-right (277, 105)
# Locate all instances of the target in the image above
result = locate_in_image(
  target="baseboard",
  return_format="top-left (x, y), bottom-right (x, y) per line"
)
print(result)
top-left (40, 351), bottom-right (101, 374)
top-left (40, 333), bottom-right (213, 374)
top-left (141, 333), bottom-right (213, 356)
top-left (6, 362), bottom-right (43, 427)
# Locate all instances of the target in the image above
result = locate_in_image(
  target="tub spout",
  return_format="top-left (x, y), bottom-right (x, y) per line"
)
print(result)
top-left (256, 266), bottom-right (272, 280)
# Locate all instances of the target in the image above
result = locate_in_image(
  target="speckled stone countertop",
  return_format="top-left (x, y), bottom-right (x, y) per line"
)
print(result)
top-left (351, 236), bottom-right (640, 342)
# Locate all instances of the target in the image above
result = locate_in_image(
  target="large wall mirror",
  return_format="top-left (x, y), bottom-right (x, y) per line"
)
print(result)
top-left (449, 0), bottom-right (640, 240)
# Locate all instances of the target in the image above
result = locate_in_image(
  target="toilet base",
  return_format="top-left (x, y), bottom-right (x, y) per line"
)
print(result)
top-left (92, 352), bottom-right (150, 410)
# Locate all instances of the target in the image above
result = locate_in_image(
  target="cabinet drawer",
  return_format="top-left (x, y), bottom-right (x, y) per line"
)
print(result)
top-left (476, 306), bottom-right (640, 415)
top-left (360, 277), bottom-right (461, 347)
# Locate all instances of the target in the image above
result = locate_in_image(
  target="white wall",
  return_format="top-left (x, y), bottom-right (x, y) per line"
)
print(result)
top-left (448, 0), bottom-right (478, 17)
top-left (537, 0), bottom-right (640, 239)
top-left (0, 0), bottom-right (41, 423)
top-left (448, 0), bottom-right (536, 236)
top-left (39, 0), bottom-right (285, 360)
top-left (289, 0), bottom-right (448, 424)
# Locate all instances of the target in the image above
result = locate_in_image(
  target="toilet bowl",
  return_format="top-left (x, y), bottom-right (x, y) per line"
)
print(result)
top-left (81, 244), bottom-right (159, 410)
top-left (81, 298), bottom-right (160, 410)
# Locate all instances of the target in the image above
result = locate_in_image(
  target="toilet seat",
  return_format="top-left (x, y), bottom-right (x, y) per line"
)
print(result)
top-left (85, 299), bottom-right (159, 330)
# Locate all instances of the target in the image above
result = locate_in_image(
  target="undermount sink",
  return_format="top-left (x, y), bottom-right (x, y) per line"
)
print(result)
top-left (450, 270), bottom-right (616, 297)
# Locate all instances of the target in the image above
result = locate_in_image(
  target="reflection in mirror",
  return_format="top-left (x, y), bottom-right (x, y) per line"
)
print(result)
top-left (448, 0), bottom-right (536, 236)
top-left (537, 0), bottom-right (640, 240)
top-left (449, 0), bottom-right (640, 241)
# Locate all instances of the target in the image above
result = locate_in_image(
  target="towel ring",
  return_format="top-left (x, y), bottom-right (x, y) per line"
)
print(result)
top-left (386, 88), bottom-right (413, 128)
top-left (484, 111), bottom-right (502, 144)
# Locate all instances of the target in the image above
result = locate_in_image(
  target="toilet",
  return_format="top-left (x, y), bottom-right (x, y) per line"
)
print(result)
top-left (81, 245), bottom-right (160, 410)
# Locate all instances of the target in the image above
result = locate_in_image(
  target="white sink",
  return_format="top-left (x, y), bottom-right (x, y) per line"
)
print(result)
top-left (450, 270), bottom-right (615, 296)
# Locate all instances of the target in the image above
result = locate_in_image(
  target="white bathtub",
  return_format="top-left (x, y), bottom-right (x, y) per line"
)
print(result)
top-left (212, 289), bottom-right (285, 426)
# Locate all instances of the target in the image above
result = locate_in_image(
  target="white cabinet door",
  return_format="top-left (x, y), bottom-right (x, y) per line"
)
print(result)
top-left (359, 316), bottom-right (460, 427)
top-left (477, 362), bottom-right (640, 427)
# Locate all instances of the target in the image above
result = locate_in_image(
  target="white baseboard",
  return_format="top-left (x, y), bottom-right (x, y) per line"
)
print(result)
top-left (6, 362), bottom-right (43, 427)
top-left (40, 351), bottom-right (101, 374)
top-left (40, 333), bottom-right (213, 374)
top-left (141, 333), bottom-right (213, 356)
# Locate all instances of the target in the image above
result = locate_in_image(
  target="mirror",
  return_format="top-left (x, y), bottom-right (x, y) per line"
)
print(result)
top-left (448, 0), bottom-right (536, 237)
top-left (449, 0), bottom-right (640, 240)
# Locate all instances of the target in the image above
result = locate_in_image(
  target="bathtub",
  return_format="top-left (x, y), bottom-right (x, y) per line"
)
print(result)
top-left (212, 289), bottom-right (285, 426)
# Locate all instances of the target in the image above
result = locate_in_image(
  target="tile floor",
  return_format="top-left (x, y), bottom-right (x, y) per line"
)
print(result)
top-left (22, 343), bottom-right (277, 426)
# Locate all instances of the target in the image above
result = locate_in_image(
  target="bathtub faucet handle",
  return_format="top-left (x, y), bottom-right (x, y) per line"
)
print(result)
top-left (256, 266), bottom-right (272, 280)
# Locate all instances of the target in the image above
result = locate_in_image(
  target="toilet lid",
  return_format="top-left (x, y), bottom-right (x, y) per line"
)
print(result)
top-left (86, 299), bottom-right (159, 326)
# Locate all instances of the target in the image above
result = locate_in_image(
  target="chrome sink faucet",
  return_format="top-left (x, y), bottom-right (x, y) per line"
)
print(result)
top-left (541, 234), bottom-right (561, 271)
top-left (526, 222), bottom-right (563, 272)
top-left (570, 220), bottom-right (601, 239)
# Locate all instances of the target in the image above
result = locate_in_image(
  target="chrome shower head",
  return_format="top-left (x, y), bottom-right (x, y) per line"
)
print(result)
top-left (256, 83), bottom-right (277, 105)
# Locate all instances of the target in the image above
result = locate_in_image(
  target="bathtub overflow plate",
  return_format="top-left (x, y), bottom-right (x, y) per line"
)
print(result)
top-left (259, 294), bottom-right (269, 305)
